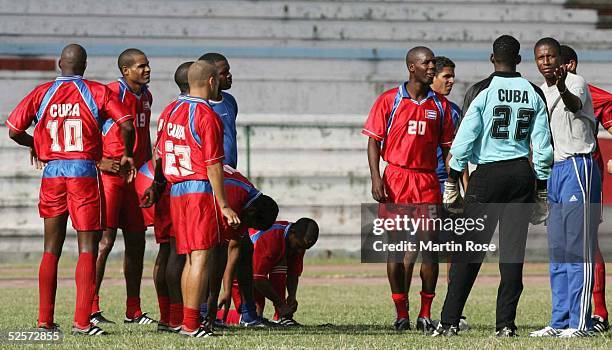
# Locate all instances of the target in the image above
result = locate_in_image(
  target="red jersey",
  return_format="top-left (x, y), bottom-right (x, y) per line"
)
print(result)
top-left (6, 76), bottom-right (132, 162)
top-left (157, 95), bottom-right (224, 184)
top-left (102, 78), bottom-right (153, 168)
top-left (362, 84), bottom-right (454, 170)
top-left (590, 84), bottom-right (612, 130)
top-left (589, 84), bottom-right (612, 172)
top-left (154, 96), bottom-right (182, 149)
top-left (221, 165), bottom-right (262, 240)
top-left (248, 221), bottom-right (305, 279)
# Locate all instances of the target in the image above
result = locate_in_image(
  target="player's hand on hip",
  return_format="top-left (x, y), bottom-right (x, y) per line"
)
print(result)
top-left (119, 156), bottom-right (136, 183)
top-left (97, 157), bottom-right (120, 174)
top-left (530, 189), bottom-right (549, 225)
top-left (607, 159), bottom-right (612, 174)
top-left (221, 206), bottom-right (241, 228)
top-left (29, 147), bottom-right (45, 170)
top-left (443, 180), bottom-right (464, 215)
top-left (371, 177), bottom-right (387, 203)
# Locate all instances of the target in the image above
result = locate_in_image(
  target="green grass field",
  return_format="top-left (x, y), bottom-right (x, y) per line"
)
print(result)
top-left (0, 258), bottom-right (611, 349)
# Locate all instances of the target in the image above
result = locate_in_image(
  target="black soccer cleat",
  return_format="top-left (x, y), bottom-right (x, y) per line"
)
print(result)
top-left (592, 315), bottom-right (609, 333)
top-left (157, 323), bottom-right (181, 333)
top-left (496, 326), bottom-right (518, 337)
top-left (71, 324), bottom-right (107, 336)
top-left (416, 317), bottom-right (436, 334)
top-left (179, 325), bottom-right (214, 338)
top-left (274, 317), bottom-right (302, 327)
top-left (124, 312), bottom-right (157, 325)
top-left (431, 323), bottom-right (458, 337)
top-left (394, 318), bottom-right (411, 331)
top-left (90, 311), bottom-right (116, 325)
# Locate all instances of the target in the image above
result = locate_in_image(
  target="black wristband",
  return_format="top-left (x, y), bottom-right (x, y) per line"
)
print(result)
top-left (449, 168), bottom-right (462, 181)
top-left (536, 179), bottom-right (547, 191)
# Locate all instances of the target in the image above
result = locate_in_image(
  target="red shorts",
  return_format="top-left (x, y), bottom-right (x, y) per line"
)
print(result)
top-left (153, 190), bottom-right (173, 244)
top-left (170, 180), bottom-right (221, 254)
top-left (101, 173), bottom-right (146, 232)
top-left (383, 164), bottom-right (441, 204)
top-left (39, 160), bottom-right (104, 231)
top-left (134, 166), bottom-right (173, 243)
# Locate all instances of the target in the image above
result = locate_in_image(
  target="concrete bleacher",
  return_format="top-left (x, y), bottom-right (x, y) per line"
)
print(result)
top-left (0, 0), bottom-right (611, 257)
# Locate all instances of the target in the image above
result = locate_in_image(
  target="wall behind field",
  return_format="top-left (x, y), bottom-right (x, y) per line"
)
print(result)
top-left (0, 0), bottom-right (611, 256)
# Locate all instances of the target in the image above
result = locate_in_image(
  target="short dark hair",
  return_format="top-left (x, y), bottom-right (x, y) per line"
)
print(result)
top-left (174, 61), bottom-right (193, 94)
top-left (534, 37), bottom-right (561, 54)
top-left (198, 52), bottom-right (227, 65)
top-left (492, 35), bottom-right (520, 64)
top-left (292, 218), bottom-right (319, 249)
top-left (434, 56), bottom-right (455, 74)
top-left (118, 48), bottom-right (146, 71)
top-left (560, 44), bottom-right (578, 65)
top-left (244, 195), bottom-right (279, 230)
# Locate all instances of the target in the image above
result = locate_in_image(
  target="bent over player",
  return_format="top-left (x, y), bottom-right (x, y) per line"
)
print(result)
top-left (5, 44), bottom-right (136, 336)
top-left (249, 218), bottom-right (319, 325)
top-left (435, 35), bottom-right (553, 337)
top-left (363, 46), bottom-right (455, 333)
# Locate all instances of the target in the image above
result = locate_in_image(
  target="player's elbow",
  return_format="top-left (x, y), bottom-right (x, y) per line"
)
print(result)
top-left (119, 119), bottom-right (135, 134)
top-left (8, 129), bottom-right (23, 142)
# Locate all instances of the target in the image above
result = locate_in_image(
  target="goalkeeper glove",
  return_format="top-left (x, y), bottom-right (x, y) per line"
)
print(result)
top-left (443, 180), bottom-right (464, 215)
top-left (530, 188), bottom-right (548, 225)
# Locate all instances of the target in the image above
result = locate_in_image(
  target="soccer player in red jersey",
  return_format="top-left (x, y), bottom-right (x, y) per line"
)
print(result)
top-left (363, 47), bottom-right (455, 333)
top-left (147, 60), bottom-right (240, 337)
top-left (247, 219), bottom-right (319, 326)
top-left (91, 48), bottom-right (155, 325)
top-left (5, 44), bottom-right (136, 336)
top-left (561, 45), bottom-right (612, 332)
top-left (135, 61), bottom-right (192, 332)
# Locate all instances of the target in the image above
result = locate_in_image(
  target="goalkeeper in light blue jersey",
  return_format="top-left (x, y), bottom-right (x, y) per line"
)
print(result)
top-left (434, 35), bottom-right (553, 338)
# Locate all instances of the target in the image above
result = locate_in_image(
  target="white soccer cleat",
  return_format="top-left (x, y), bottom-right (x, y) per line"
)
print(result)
top-left (557, 328), bottom-right (594, 338)
top-left (529, 326), bottom-right (561, 337)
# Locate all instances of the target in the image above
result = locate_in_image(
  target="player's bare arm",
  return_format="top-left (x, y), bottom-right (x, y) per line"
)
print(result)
top-left (253, 278), bottom-right (292, 317)
top-left (286, 273), bottom-right (299, 313)
top-left (554, 64), bottom-right (582, 113)
top-left (218, 239), bottom-right (240, 317)
top-left (8, 130), bottom-right (43, 170)
top-left (118, 119), bottom-right (136, 182)
top-left (207, 161), bottom-right (240, 227)
top-left (367, 138), bottom-right (386, 202)
top-left (140, 156), bottom-right (165, 208)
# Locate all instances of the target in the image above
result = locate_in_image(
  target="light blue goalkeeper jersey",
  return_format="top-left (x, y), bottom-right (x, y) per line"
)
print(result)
top-left (449, 71), bottom-right (553, 180)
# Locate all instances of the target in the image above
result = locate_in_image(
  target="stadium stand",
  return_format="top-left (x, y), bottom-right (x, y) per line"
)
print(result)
top-left (0, 0), bottom-right (610, 257)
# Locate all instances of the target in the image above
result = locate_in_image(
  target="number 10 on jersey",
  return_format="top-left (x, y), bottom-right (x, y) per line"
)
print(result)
top-left (47, 119), bottom-right (83, 152)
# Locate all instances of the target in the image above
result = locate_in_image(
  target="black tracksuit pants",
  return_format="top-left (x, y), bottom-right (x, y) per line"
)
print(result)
top-left (440, 158), bottom-right (535, 330)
